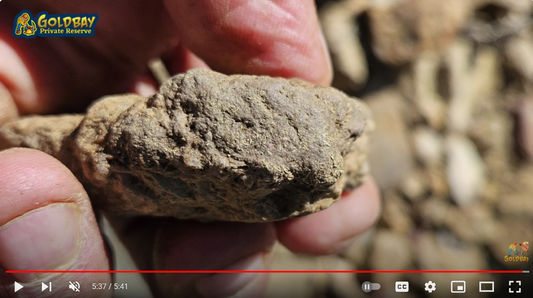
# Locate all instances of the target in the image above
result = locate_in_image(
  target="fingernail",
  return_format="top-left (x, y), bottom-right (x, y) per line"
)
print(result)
top-left (0, 203), bottom-right (81, 282)
top-left (195, 253), bottom-right (268, 298)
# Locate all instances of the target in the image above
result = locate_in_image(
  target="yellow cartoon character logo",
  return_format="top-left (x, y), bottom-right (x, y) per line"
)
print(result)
top-left (13, 11), bottom-right (37, 37)
top-left (508, 242), bottom-right (517, 255)
top-left (505, 241), bottom-right (529, 262)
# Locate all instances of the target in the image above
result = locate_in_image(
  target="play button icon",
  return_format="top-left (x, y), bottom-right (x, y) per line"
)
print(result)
top-left (14, 281), bottom-right (23, 292)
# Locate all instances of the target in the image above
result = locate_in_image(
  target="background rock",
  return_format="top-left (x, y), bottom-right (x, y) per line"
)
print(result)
top-left (446, 134), bottom-right (487, 206)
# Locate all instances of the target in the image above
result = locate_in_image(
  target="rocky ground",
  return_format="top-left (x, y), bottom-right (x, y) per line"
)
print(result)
top-left (263, 0), bottom-right (533, 297)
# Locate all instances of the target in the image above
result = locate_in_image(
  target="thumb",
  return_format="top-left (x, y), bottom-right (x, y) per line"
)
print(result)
top-left (0, 148), bottom-right (111, 298)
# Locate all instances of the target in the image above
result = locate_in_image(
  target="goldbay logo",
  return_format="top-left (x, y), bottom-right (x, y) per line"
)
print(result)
top-left (13, 11), bottom-right (36, 37)
top-left (13, 10), bottom-right (98, 38)
top-left (505, 241), bottom-right (529, 263)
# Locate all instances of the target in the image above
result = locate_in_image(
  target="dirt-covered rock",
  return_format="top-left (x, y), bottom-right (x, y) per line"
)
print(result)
top-left (0, 69), bottom-right (371, 222)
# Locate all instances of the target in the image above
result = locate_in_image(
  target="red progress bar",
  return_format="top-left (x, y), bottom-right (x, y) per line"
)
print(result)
top-left (4, 270), bottom-right (528, 274)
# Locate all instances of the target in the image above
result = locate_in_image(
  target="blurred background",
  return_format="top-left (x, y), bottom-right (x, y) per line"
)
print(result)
top-left (107, 0), bottom-right (533, 297)
top-left (265, 0), bottom-right (533, 297)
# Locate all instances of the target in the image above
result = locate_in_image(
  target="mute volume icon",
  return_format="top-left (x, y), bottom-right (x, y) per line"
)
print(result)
top-left (69, 281), bottom-right (81, 292)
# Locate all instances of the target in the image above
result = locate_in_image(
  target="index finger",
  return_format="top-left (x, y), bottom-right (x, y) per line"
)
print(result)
top-left (164, 0), bottom-right (332, 85)
top-left (275, 178), bottom-right (381, 255)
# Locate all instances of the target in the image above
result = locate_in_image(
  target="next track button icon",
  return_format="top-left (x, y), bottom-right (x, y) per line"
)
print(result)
top-left (42, 282), bottom-right (52, 292)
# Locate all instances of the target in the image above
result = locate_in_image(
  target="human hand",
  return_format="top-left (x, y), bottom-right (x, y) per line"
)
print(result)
top-left (0, 1), bottom-right (380, 297)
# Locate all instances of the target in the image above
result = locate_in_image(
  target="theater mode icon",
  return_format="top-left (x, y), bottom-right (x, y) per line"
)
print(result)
top-left (479, 281), bottom-right (494, 293)
top-left (395, 281), bottom-right (409, 292)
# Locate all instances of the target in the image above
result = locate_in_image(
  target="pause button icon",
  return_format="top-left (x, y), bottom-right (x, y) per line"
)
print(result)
top-left (362, 281), bottom-right (381, 293)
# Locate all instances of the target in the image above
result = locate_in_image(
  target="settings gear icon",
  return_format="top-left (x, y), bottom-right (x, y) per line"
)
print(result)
top-left (425, 281), bottom-right (437, 293)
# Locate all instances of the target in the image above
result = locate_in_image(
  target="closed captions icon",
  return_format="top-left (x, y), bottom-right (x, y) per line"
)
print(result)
top-left (395, 281), bottom-right (409, 292)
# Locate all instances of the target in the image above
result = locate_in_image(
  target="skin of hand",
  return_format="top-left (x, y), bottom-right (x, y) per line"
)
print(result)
top-left (0, 1), bottom-right (381, 297)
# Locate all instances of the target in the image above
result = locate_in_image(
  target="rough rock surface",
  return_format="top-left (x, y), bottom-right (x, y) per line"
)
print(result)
top-left (0, 69), bottom-right (370, 222)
